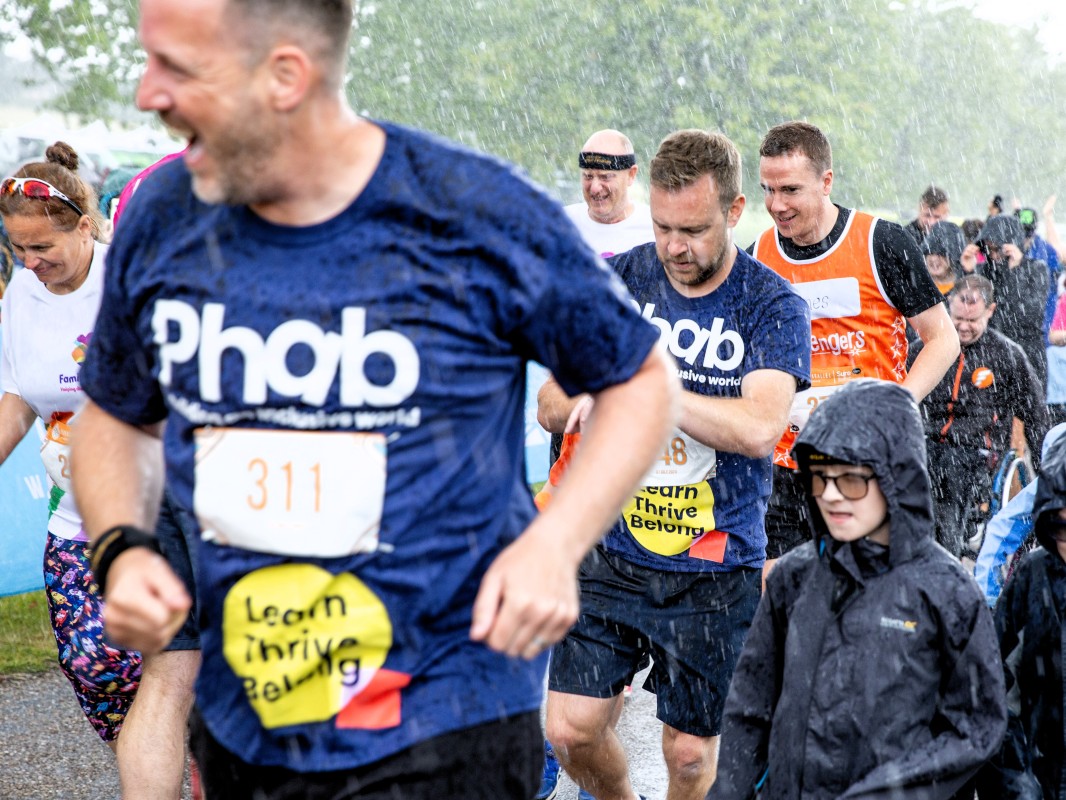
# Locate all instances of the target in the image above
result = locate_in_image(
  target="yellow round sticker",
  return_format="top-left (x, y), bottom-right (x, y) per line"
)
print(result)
top-left (622, 483), bottom-right (716, 556)
top-left (223, 564), bottom-right (392, 729)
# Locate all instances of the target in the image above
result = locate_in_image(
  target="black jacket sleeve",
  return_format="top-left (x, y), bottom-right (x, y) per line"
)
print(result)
top-left (872, 221), bottom-right (945, 319)
top-left (976, 561), bottom-right (1043, 799)
top-left (1010, 346), bottom-right (1051, 468)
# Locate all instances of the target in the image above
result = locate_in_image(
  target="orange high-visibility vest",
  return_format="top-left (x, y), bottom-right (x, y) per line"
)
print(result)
top-left (753, 212), bottom-right (908, 468)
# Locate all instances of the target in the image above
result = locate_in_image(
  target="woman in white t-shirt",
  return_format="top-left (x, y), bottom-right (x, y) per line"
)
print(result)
top-left (0, 142), bottom-right (141, 747)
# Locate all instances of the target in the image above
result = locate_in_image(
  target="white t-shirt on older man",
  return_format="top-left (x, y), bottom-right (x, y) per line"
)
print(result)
top-left (563, 201), bottom-right (654, 259)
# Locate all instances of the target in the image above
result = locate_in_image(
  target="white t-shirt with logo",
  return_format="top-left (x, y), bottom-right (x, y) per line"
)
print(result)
top-left (564, 201), bottom-right (654, 258)
top-left (1, 241), bottom-right (107, 540)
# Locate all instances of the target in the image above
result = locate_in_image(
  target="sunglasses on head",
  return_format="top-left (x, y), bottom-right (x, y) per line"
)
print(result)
top-left (0, 177), bottom-right (85, 218)
top-left (806, 471), bottom-right (876, 500)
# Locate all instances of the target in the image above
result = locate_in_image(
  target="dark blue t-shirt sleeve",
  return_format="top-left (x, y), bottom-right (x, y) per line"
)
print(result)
top-left (81, 172), bottom-right (173, 425)
top-left (741, 257), bottom-right (812, 390)
top-left (451, 162), bottom-right (659, 398)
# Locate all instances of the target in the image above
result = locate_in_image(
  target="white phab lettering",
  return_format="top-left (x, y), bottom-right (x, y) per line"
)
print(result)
top-left (153, 300), bottom-right (420, 407)
top-left (637, 303), bottom-right (744, 370)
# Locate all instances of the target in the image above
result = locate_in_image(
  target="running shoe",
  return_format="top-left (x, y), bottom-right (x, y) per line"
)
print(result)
top-left (536, 740), bottom-right (560, 800)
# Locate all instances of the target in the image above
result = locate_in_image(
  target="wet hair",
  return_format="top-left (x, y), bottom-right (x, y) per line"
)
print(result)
top-left (759, 121), bottom-right (832, 176)
top-left (650, 129), bottom-right (741, 211)
top-left (224, 0), bottom-right (354, 86)
top-left (920, 184), bottom-right (948, 209)
top-left (960, 218), bottom-right (983, 245)
top-left (0, 141), bottom-right (104, 240)
top-left (948, 274), bottom-right (994, 307)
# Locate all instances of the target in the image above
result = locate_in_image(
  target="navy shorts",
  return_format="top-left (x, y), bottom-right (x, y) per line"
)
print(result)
top-left (189, 707), bottom-right (541, 799)
top-left (549, 546), bottom-right (760, 737)
top-left (155, 490), bottom-right (201, 651)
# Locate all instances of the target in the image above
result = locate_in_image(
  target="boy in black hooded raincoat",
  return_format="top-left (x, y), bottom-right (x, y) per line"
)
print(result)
top-left (979, 432), bottom-right (1066, 798)
top-left (709, 380), bottom-right (1006, 799)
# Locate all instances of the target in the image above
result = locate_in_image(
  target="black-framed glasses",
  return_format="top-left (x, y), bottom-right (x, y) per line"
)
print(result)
top-left (0, 177), bottom-right (85, 217)
top-left (807, 471), bottom-right (876, 500)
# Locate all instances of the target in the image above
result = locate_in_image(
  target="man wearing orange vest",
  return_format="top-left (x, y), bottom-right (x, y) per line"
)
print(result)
top-left (752, 121), bottom-right (960, 566)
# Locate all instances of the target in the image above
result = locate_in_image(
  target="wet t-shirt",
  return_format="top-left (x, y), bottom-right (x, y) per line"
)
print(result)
top-left (606, 244), bottom-right (811, 572)
top-left (80, 121), bottom-right (658, 771)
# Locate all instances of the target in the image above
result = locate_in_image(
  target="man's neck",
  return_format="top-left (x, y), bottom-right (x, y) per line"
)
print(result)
top-left (589, 200), bottom-right (634, 226)
top-left (790, 200), bottom-right (839, 247)
top-left (250, 108), bottom-right (385, 227)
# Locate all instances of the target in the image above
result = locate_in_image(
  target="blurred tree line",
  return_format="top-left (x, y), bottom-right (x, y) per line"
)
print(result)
top-left (4, 0), bottom-right (1065, 216)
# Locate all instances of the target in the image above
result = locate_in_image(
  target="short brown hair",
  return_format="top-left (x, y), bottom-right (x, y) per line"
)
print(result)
top-left (759, 121), bottom-right (832, 176)
top-left (949, 274), bottom-right (994, 307)
top-left (650, 129), bottom-right (741, 210)
top-left (920, 184), bottom-right (949, 208)
top-left (224, 0), bottom-right (354, 87)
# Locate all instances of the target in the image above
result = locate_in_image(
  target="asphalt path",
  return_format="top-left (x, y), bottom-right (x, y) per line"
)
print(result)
top-left (0, 665), bottom-right (667, 800)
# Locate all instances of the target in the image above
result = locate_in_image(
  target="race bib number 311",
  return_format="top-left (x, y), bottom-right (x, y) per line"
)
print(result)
top-left (194, 427), bottom-right (387, 558)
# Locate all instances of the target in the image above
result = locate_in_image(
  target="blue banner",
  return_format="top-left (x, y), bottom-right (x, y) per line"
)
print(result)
top-left (0, 418), bottom-right (49, 598)
top-left (525, 362), bottom-right (550, 486)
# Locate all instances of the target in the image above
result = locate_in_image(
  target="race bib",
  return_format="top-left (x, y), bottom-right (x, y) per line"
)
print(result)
top-left (40, 412), bottom-right (75, 493)
top-left (787, 385), bottom-right (843, 433)
top-left (641, 430), bottom-right (716, 487)
top-left (194, 428), bottom-right (387, 558)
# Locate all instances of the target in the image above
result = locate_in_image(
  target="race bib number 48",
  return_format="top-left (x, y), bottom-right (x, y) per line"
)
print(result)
top-left (194, 428), bottom-right (387, 558)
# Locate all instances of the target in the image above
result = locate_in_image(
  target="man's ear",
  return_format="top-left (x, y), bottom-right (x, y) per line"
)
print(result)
top-left (267, 45), bottom-right (312, 112)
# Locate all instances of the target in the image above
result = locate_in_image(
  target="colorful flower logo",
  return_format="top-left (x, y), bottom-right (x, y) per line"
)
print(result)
top-left (71, 333), bottom-right (91, 364)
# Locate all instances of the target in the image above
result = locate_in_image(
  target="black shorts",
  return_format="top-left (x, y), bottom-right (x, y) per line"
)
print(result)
top-left (548, 547), bottom-right (760, 737)
top-left (764, 465), bottom-right (812, 559)
top-left (155, 491), bottom-right (201, 651)
top-left (189, 707), bottom-right (542, 800)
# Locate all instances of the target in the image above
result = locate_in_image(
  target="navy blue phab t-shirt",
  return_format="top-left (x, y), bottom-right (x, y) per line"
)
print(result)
top-left (81, 121), bottom-right (658, 770)
top-left (606, 244), bottom-right (810, 572)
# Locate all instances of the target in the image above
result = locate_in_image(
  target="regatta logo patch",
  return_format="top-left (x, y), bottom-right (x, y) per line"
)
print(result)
top-left (971, 367), bottom-right (995, 389)
top-left (879, 616), bottom-right (917, 634)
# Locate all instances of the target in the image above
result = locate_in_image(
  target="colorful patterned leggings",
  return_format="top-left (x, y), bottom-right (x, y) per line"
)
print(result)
top-left (43, 533), bottom-right (142, 742)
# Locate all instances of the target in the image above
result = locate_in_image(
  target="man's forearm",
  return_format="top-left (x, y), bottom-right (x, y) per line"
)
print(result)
top-left (71, 400), bottom-right (166, 542)
top-left (677, 371), bottom-right (796, 459)
top-left (537, 375), bottom-right (586, 434)
top-left (904, 339), bottom-right (959, 402)
top-left (535, 346), bottom-right (678, 563)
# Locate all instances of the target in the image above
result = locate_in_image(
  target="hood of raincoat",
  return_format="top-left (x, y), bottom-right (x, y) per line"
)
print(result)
top-left (1033, 428), bottom-right (1066, 552)
top-left (974, 213), bottom-right (1026, 253)
top-left (922, 220), bottom-right (966, 269)
top-left (793, 379), bottom-right (934, 567)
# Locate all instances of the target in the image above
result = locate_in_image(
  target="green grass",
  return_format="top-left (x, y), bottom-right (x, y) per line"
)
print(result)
top-left (0, 591), bottom-right (57, 675)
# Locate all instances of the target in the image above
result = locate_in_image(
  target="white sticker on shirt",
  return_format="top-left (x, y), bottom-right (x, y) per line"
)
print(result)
top-left (640, 430), bottom-right (716, 487)
top-left (193, 427), bottom-right (387, 558)
top-left (787, 385), bottom-right (843, 432)
top-left (791, 277), bottom-right (861, 320)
